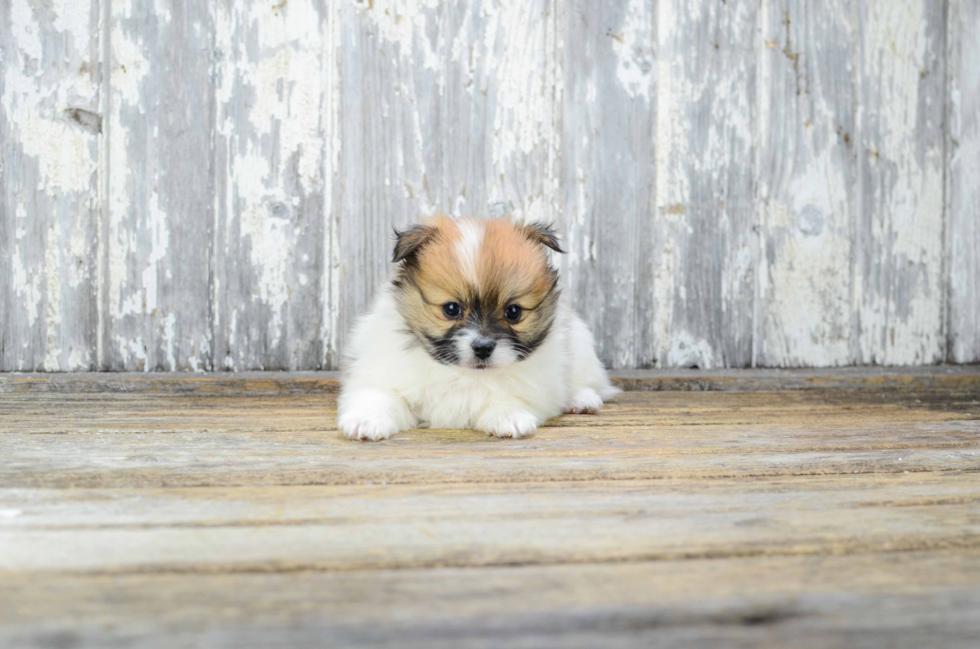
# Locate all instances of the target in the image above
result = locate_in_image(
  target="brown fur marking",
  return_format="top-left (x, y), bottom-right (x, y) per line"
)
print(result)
top-left (393, 216), bottom-right (561, 362)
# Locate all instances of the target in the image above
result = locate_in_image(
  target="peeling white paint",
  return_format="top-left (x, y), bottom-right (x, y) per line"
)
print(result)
top-left (160, 312), bottom-right (177, 372)
top-left (321, 0), bottom-right (343, 369)
top-left (11, 244), bottom-right (41, 329)
top-left (487, 1), bottom-right (554, 225)
top-left (2, 0), bottom-right (99, 371)
top-left (667, 331), bottom-right (715, 369)
top-left (2, 0), bottom-right (973, 371)
top-left (2, 2), bottom-right (93, 194)
top-left (142, 191), bottom-right (169, 314)
top-left (662, 0), bottom-right (755, 366)
top-left (114, 335), bottom-right (149, 372)
top-left (42, 221), bottom-right (63, 370)
top-left (857, 0), bottom-right (945, 365)
top-left (212, 0), bottom-right (331, 370)
top-left (757, 0), bottom-right (856, 368)
top-left (107, 17), bottom-right (152, 326)
top-left (612, 0), bottom-right (654, 100)
top-left (361, 0), bottom-right (443, 74)
top-left (948, 0), bottom-right (980, 363)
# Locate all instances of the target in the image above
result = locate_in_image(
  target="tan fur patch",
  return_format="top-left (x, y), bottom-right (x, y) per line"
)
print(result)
top-left (481, 219), bottom-right (556, 304)
top-left (393, 216), bottom-right (560, 359)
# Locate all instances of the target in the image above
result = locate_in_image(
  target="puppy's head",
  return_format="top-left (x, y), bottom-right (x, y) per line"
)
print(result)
top-left (391, 216), bottom-right (563, 370)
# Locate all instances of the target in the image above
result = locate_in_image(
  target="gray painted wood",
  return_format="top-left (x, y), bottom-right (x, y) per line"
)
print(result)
top-left (338, 0), bottom-right (557, 356)
top-left (211, 0), bottom-right (329, 370)
top-left (2, 380), bottom-right (980, 646)
top-left (756, 0), bottom-right (857, 367)
top-left (338, 0), bottom-right (444, 356)
top-left (1, 0), bottom-right (101, 371)
top-left (948, 0), bottom-right (980, 364)
top-left (653, 0), bottom-right (757, 369)
top-left (561, 0), bottom-right (656, 369)
top-left (854, 0), bottom-right (947, 366)
top-left (5, 561), bottom-right (980, 649)
top-left (441, 0), bottom-right (559, 228)
top-left (1, 0), bottom-right (977, 371)
top-left (103, 0), bottom-right (213, 371)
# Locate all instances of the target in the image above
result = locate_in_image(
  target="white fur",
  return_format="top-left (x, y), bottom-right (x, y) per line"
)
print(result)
top-left (454, 328), bottom-right (519, 369)
top-left (455, 220), bottom-right (483, 284)
top-left (338, 287), bottom-right (620, 440)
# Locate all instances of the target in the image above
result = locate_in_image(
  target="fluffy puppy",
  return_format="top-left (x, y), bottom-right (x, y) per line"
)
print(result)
top-left (337, 216), bottom-right (619, 441)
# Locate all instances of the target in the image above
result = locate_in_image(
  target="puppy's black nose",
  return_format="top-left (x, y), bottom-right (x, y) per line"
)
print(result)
top-left (472, 339), bottom-right (496, 360)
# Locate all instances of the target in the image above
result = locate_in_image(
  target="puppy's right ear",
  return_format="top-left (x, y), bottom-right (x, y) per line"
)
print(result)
top-left (392, 224), bottom-right (437, 263)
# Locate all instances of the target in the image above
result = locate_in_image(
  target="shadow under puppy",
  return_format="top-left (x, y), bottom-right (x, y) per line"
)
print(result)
top-left (338, 216), bottom-right (619, 441)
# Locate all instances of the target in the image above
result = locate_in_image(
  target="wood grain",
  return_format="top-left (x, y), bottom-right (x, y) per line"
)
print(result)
top-left (338, 0), bottom-right (558, 356)
top-left (1, 0), bottom-right (977, 371)
top-left (103, 0), bottom-right (213, 371)
top-left (653, 0), bottom-right (757, 369)
top-left (0, 0), bottom-right (101, 371)
top-left (947, 0), bottom-right (980, 364)
top-left (3, 553), bottom-right (980, 648)
top-left (211, 0), bottom-right (331, 371)
top-left (854, 0), bottom-right (947, 366)
top-left (561, 0), bottom-right (656, 369)
top-left (2, 386), bottom-right (977, 489)
top-left (756, 0), bottom-right (857, 367)
top-left (4, 472), bottom-right (980, 572)
top-left (1, 376), bottom-right (980, 647)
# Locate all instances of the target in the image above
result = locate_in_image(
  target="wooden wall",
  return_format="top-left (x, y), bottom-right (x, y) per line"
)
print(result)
top-left (1, 0), bottom-right (977, 371)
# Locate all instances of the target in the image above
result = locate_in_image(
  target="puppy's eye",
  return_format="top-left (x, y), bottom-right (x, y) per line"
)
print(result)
top-left (504, 304), bottom-right (523, 323)
top-left (442, 302), bottom-right (462, 319)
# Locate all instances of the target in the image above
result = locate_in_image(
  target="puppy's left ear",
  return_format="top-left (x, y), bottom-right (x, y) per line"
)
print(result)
top-left (392, 224), bottom-right (437, 263)
top-left (521, 222), bottom-right (564, 254)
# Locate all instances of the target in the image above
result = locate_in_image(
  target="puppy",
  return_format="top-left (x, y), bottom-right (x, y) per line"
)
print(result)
top-left (337, 216), bottom-right (620, 441)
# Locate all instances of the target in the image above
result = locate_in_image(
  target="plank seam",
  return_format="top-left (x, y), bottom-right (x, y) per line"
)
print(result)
top-left (942, 0), bottom-right (953, 364)
top-left (97, 0), bottom-right (112, 371)
top-left (206, 0), bottom-right (218, 373)
top-left (7, 466), bottom-right (979, 491)
top-left (16, 534), bottom-right (980, 578)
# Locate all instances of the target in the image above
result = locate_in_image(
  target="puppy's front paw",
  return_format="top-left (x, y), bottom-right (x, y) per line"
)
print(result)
top-left (565, 388), bottom-right (603, 414)
top-left (338, 409), bottom-right (401, 441)
top-left (481, 409), bottom-right (539, 439)
top-left (337, 389), bottom-right (414, 441)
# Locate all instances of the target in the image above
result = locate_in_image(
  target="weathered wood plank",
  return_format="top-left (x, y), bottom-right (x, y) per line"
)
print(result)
top-left (560, 0), bottom-right (656, 369)
top-left (1, 389), bottom-right (977, 488)
top-left (756, 0), bottom-right (857, 367)
top-left (320, 0), bottom-right (344, 370)
top-left (441, 0), bottom-right (558, 225)
top-left (653, 0), bottom-right (757, 369)
top-left (854, 0), bottom-right (946, 365)
top-left (103, 0), bottom-right (213, 371)
top-left (2, 472), bottom-right (980, 572)
top-left (337, 0), bottom-right (558, 354)
top-left (947, 0), bottom-right (980, 364)
top-left (0, 0), bottom-right (976, 372)
top-left (211, 0), bottom-right (331, 371)
top-left (0, 376), bottom-right (978, 647)
top-left (337, 0), bottom-right (446, 354)
top-left (0, 0), bottom-right (100, 371)
top-left (3, 552), bottom-right (980, 648)
top-left (9, 472), bottom-right (972, 532)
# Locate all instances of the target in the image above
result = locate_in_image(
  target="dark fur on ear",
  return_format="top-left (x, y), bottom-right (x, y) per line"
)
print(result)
top-left (392, 224), bottom-right (437, 263)
top-left (521, 222), bottom-right (564, 254)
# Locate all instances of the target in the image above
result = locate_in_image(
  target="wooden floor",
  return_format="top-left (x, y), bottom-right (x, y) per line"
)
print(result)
top-left (2, 368), bottom-right (979, 648)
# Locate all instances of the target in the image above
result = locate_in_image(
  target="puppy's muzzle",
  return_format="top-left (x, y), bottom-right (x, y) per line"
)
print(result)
top-left (471, 338), bottom-right (496, 360)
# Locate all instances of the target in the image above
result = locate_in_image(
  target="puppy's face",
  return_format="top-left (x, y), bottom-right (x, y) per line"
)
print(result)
top-left (391, 216), bottom-right (563, 370)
